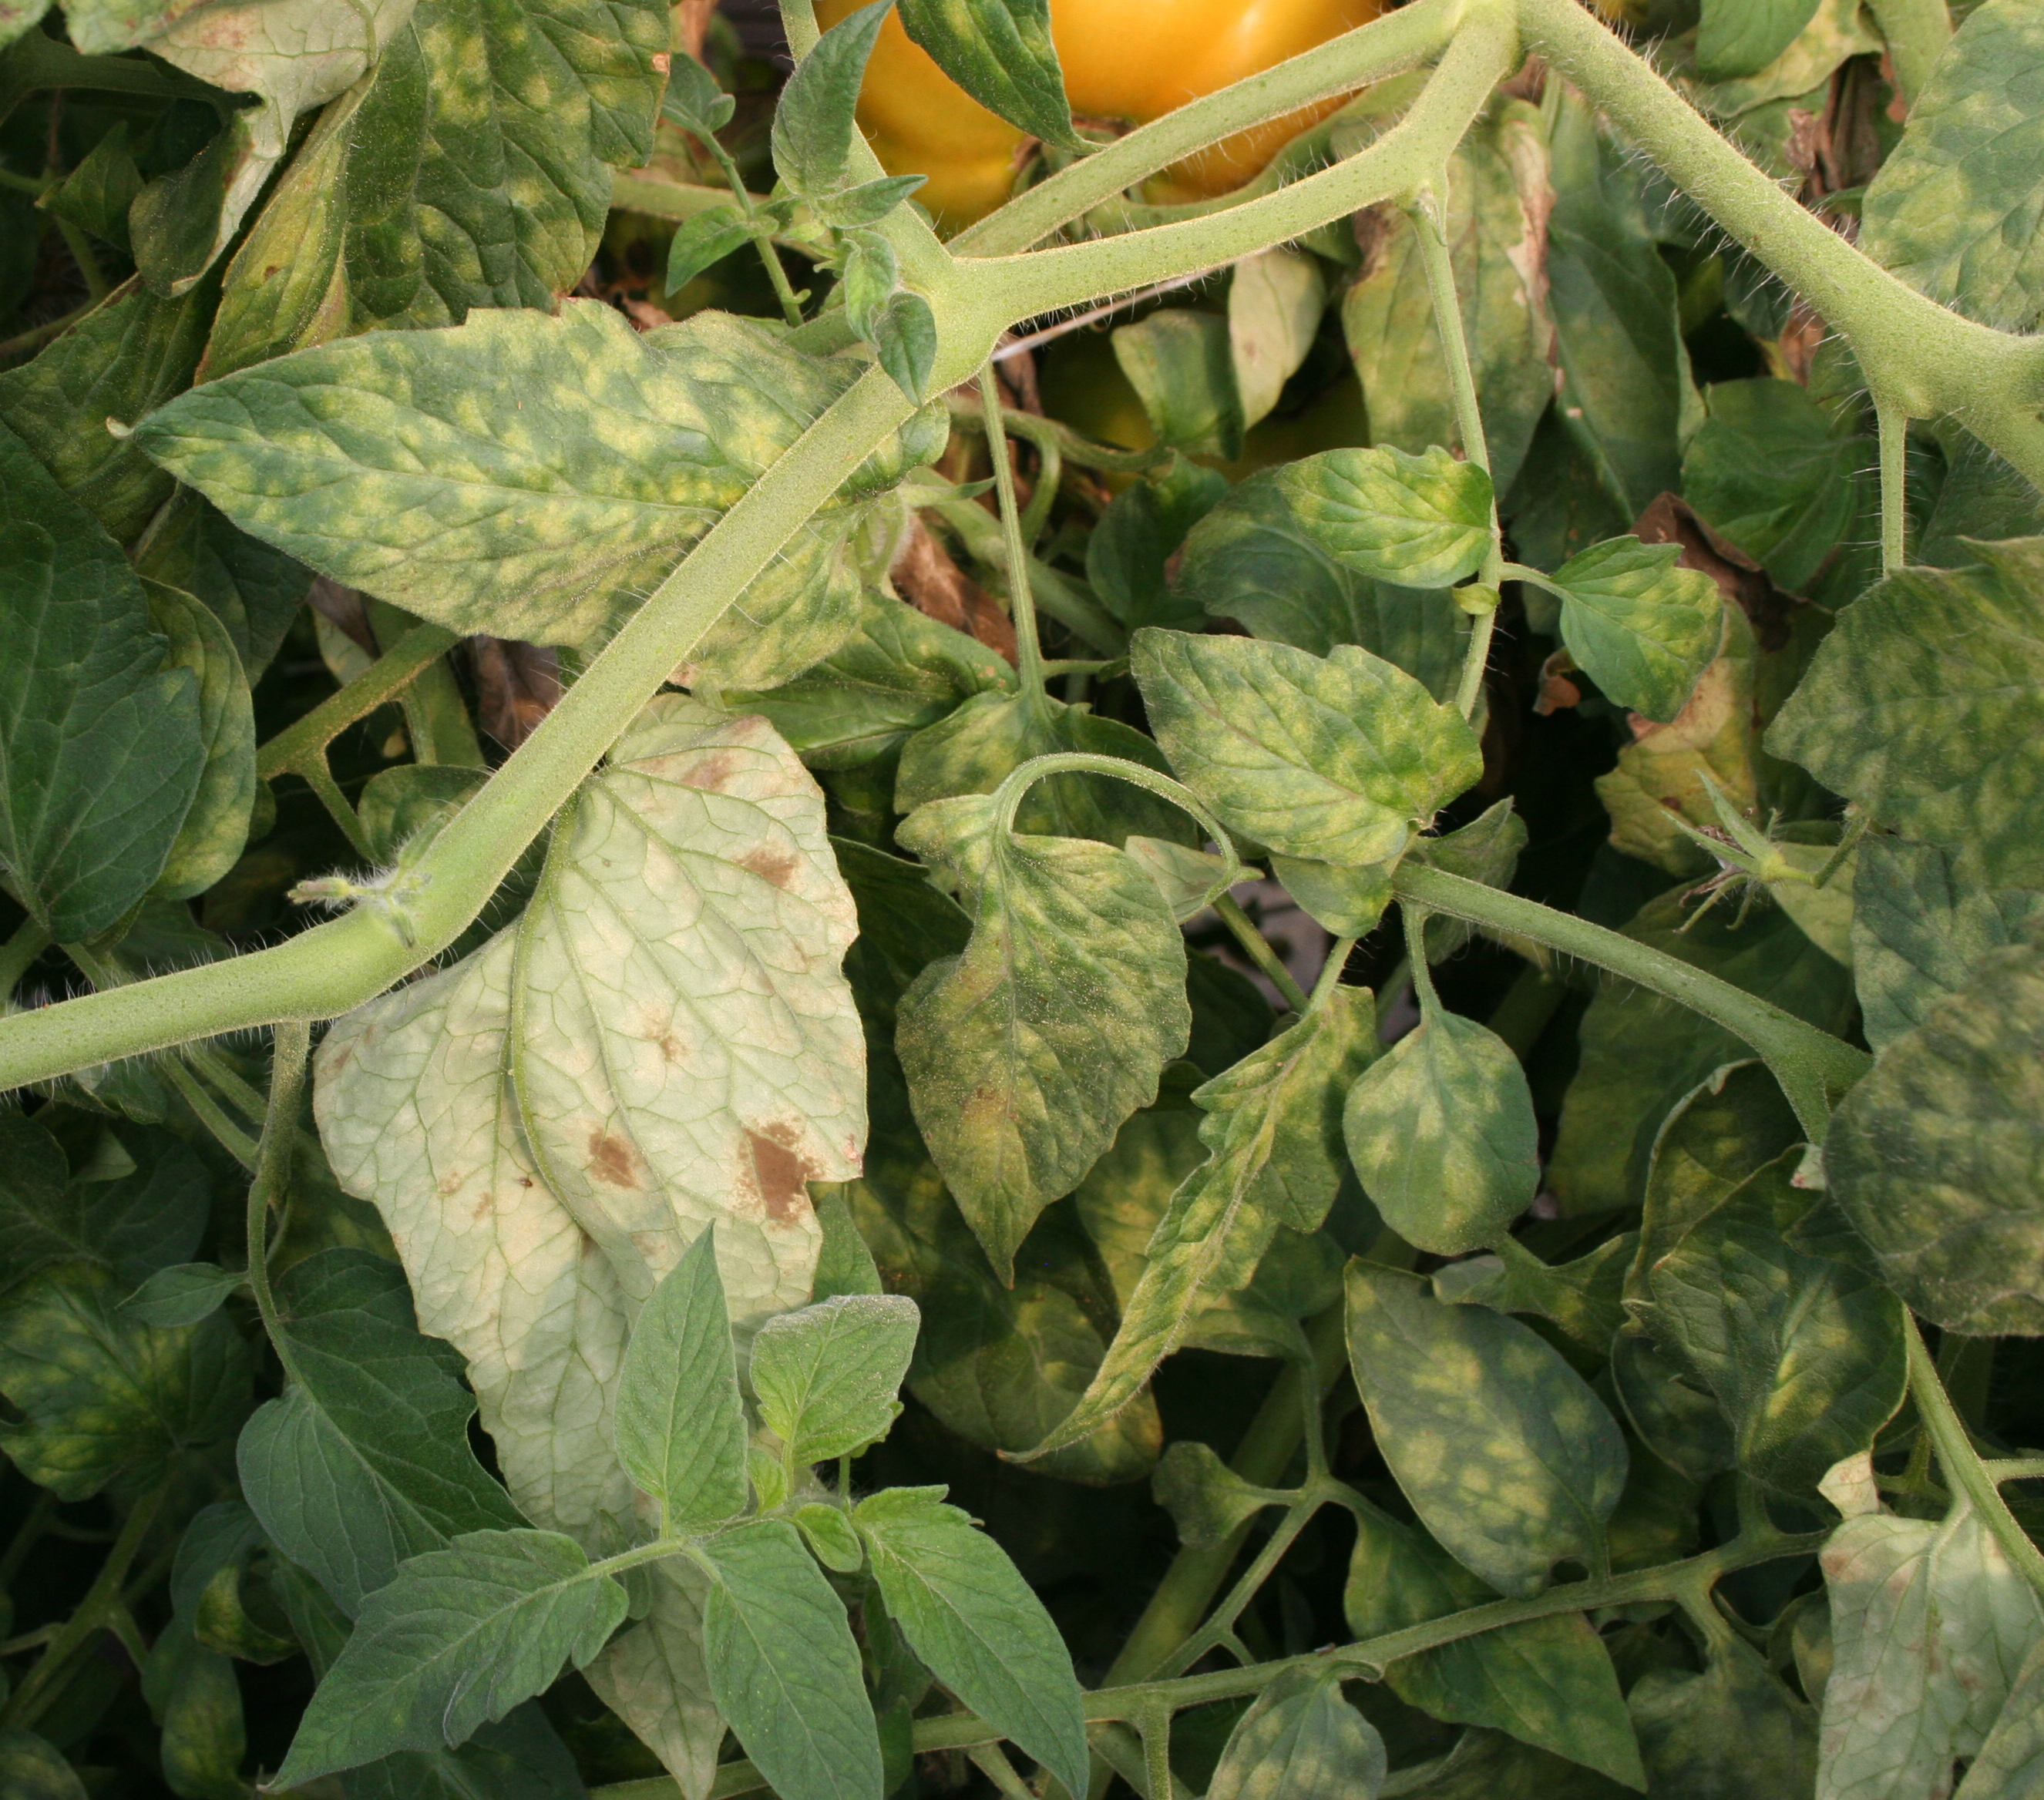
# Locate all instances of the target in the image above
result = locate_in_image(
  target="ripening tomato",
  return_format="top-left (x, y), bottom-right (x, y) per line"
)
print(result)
top-left (815, 0), bottom-right (1387, 233)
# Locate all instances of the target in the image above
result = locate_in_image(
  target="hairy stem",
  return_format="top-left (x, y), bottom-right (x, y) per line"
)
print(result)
top-left (1876, 394), bottom-right (1909, 573)
top-left (1907, 1318), bottom-right (2044, 1600)
top-left (977, 364), bottom-right (1049, 705)
top-left (247, 1023), bottom-right (311, 1365)
top-left (257, 623), bottom-right (459, 781)
top-left (1390, 864), bottom-right (1869, 1137)
top-left (1214, 895), bottom-right (1310, 1013)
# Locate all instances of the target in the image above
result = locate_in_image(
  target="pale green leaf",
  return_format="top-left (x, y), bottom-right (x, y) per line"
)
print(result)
top-left (1114, 310), bottom-right (1244, 461)
top-left (1339, 98), bottom-right (1556, 498)
top-left (513, 697), bottom-right (862, 1318)
top-left (1174, 471), bottom-right (1467, 696)
top-left (1433, 1237), bottom-right (1632, 1352)
top-left (1957, 1637), bottom-right (2044, 1799)
top-left (700, 1518), bottom-right (882, 1800)
top-left (1344, 1263), bottom-right (1627, 1597)
top-left (1629, 1640), bottom-right (1816, 1798)
top-left (1272, 852), bottom-right (1396, 938)
top-left (856, 1485), bottom-right (1088, 1798)
top-left (1020, 991), bottom-right (1373, 1458)
top-left (614, 1228), bottom-right (748, 1532)
top-left (1229, 250), bottom-right (1327, 432)
top-left (237, 1248), bottom-right (523, 1614)
top-left (1151, 1440), bottom-right (1281, 1550)
top-left (275, 1528), bottom-right (627, 1786)
top-left (143, 580), bottom-right (255, 902)
top-left (1343, 1008), bottom-right (1538, 1255)
top-left (1208, 1666), bottom-right (1387, 1800)
top-left (1133, 628), bottom-right (1482, 866)
top-left (1861, 0), bottom-right (2044, 332)
top-left (1636, 1154), bottom-right (1907, 1495)
top-left (0, 1261), bottom-right (250, 1502)
top-left (895, 791), bottom-right (1189, 1281)
top-left (1344, 1503), bottom-right (1644, 1788)
top-left (1273, 445), bottom-right (1494, 591)
top-left (136, 304), bottom-right (940, 659)
top-left (1817, 1506), bottom-right (2044, 1800)
top-left (1410, 798), bottom-right (1527, 957)
top-left (1767, 539), bottom-right (2044, 886)
top-left (1541, 536), bottom-right (1724, 724)
top-left (897, 0), bottom-right (1080, 150)
top-left (0, 421), bottom-right (203, 941)
top-left (774, 0), bottom-right (889, 192)
top-left (751, 1293), bottom-right (918, 1464)
top-left (795, 1503), bottom-right (864, 1572)
top-left (1851, 837), bottom-right (2044, 1052)
top-left (1825, 941), bottom-right (2044, 1334)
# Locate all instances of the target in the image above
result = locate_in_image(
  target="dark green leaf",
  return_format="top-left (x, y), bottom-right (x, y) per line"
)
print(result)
top-left (1207, 1666), bottom-right (1387, 1800)
top-left (1538, 536), bottom-right (1723, 724)
top-left (664, 207), bottom-right (752, 294)
top-left (752, 1293), bottom-right (919, 1463)
top-left (237, 1248), bottom-right (522, 1613)
top-left (1274, 445), bottom-right (1494, 591)
top-left (899, 0), bottom-right (1080, 149)
top-left (775, 0), bottom-right (892, 193)
top-left (1767, 539), bottom-right (2044, 886)
top-left (1134, 628), bottom-right (1481, 866)
top-left (613, 1228), bottom-right (749, 1532)
top-left (0, 1728), bottom-right (87, 1800)
top-left (1344, 1263), bottom-right (1627, 1596)
top-left (1610, 1332), bottom-right (1735, 1484)
top-left (856, 1485), bottom-right (1088, 1798)
top-left (0, 421), bottom-right (204, 940)
top-left (896, 791), bottom-right (1190, 1280)
top-left (121, 1263), bottom-right (243, 1329)
top-left (1114, 311), bottom-right (1245, 460)
top-left (1861, 0), bottom-right (2044, 331)
top-left (1629, 1640), bottom-right (1815, 1798)
top-left (0, 1116), bottom-right (209, 1291)
top-left (1343, 1006), bottom-right (1538, 1255)
top-left (275, 1529), bottom-right (626, 1785)
top-left (143, 579), bottom-right (256, 902)
top-left (700, 1518), bottom-right (882, 1800)
top-left (1344, 1503), bottom-right (1644, 1787)
top-left (661, 51), bottom-right (735, 136)
top-left (39, 119), bottom-right (140, 253)
top-left (143, 1616), bottom-right (247, 1800)
top-left (1697, 0), bottom-right (1824, 80)
top-left (1634, 1154), bottom-right (1907, 1493)
top-left (0, 1261), bottom-right (250, 1501)
top-left (1826, 940), bottom-right (2044, 1333)
top-left (132, 492), bottom-right (313, 684)
top-left (874, 290), bottom-right (939, 402)
top-left (1175, 470), bottom-right (1467, 697)
top-left (1088, 457), bottom-right (1229, 633)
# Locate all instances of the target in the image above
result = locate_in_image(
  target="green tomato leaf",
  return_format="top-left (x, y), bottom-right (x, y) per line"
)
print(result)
top-left (1274, 445), bottom-right (1494, 591)
top-left (1345, 1502), bottom-right (1644, 1787)
top-left (143, 579), bottom-right (256, 902)
top-left (664, 207), bottom-right (752, 294)
top-left (1634, 1154), bottom-right (1907, 1495)
top-left (135, 304), bottom-right (939, 661)
top-left (119, 1262), bottom-right (243, 1330)
top-left (131, 492), bottom-right (312, 686)
top-left (614, 1227), bottom-right (748, 1532)
top-left (855, 1485), bottom-right (1088, 1799)
top-left (751, 1292), bottom-right (919, 1464)
top-left (1152, 1440), bottom-right (1282, 1550)
top-left (896, 791), bottom-right (1190, 1280)
top-left (0, 1116), bottom-right (210, 1293)
top-left (0, 1261), bottom-right (250, 1502)
top-left (1208, 1665), bottom-right (1387, 1800)
top-left (1629, 1640), bottom-right (1816, 1798)
top-left (1958, 1637), bottom-right (2044, 1800)
top-left (1697, 0), bottom-right (1825, 80)
top-left (1088, 455), bottom-right (1230, 634)
top-left (275, 1528), bottom-right (627, 1787)
top-left (899, 0), bottom-right (1081, 150)
top-left (512, 697), bottom-right (864, 1319)
top-left (1343, 1006), bottom-right (1538, 1255)
top-left (1020, 990), bottom-right (1376, 1459)
top-left (1680, 378), bottom-right (1871, 593)
top-left (1825, 940), bottom-right (2044, 1334)
top-left (1114, 310), bottom-right (1246, 461)
top-left (662, 51), bottom-right (736, 137)
top-left (774, 0), bottom-right (893, 194)
top-left (1134, 627), bottom-right (1481, 867)
top-left (699, 1518), bottom-right (882, 1800)
top-left (1817, 1506), bottom-right (2044, 1800)
top-left (819, 173), bottom-right (929, 228)
top-left (1768, 540), bottom-right (2044, 886)
top-left (1344, 1263), bottom-right (1627, 1597)
top-left (144, 1617), bottom-right (247, 1799)
top-left (1229, 248), bottom-right (1327, 432)
top-left (0, 1728), bottom-right (87, 1799)
top-left (873, 289), bottom-right (940, 404)
top-left (1434, 1237), bottom-right (1633, 1353)
top-left (238, 1249), bottom-right (523, 1614)
top-left (1174, 470), bottom-right (1467, 695)
top-left (1861, 0), bottom-right (2044, 331)
top-left (1851, 836), bottom-right (2044, 1053)
top-left (1541, 536), bottom-right (1723, 724)
top-left (0, 421), bottom-right (204, 941)
top-left (794, 1503), bottom-right (865, 1572)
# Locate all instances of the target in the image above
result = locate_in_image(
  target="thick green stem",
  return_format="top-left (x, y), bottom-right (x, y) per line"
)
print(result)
top-left (1866, 0), bottom-right (1952, 107)
top-left (1390, 864), bottom-right (1868, 1137)
top-left (1906, 1318), bottom-right (2044, 1601)
top-left (1876, 394), bottom-right (1909, 573)
top-left (258, 623), bottom-right (459, 781)
top-left (1517, 0), bottom-right (2044, 488)
top-left (977, 364), bottom-right (1050, 706)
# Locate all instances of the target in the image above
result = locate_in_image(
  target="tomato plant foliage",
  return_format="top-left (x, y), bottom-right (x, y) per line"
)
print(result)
top-left (1, 0), bottom-right (2042, 1795)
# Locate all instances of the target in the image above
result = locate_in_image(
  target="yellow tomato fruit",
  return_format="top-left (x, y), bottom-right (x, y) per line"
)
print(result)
top-left (815, 0), bottom-right (1386, 233)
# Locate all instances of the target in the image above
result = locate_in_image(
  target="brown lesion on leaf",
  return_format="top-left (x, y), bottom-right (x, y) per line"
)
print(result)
top-left (740, 844), bottom-right (799, 890)
top-left (587, 1127), bottom-right (640, 1189)
top-left (742, 1122), bottom-right (819, 1224)
top-left (685, 751), bottom-right (739, 793)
